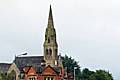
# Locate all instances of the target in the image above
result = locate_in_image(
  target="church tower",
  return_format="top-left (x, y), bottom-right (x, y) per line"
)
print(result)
top-left (43, 5), bottom-right (58, 67)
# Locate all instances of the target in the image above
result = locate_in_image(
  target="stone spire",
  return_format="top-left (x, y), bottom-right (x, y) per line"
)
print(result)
top-left (48, 5), bottom-right (54, 28)
top-left (43, 5), bottom-right (58, 67)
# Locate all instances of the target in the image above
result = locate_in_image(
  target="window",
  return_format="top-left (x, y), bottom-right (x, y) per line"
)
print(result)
top-left (48, 77), bottom-right (50, 80)
top-left (46, 48), bottom-right (52, 59)
top-left (45, 34), bottom-right (47, 40)
top-left (46, 49), bottom-right (49, 55)
top-left (48, 38), bottom-right (50, 43)
top-left (29, 77), bottom-right (36, 80)
top-left (44, 77), bottom-right (54, 80)
top-left (49, 49), bottom-right (52, 55)
top-left (51, 77), bottom-right (53, 80)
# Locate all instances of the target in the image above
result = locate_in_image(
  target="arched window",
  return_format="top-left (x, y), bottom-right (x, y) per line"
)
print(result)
top-left (49, 49), bottom-right (52, 55)
top-left (48, 38), bottom-right (50, 43)
top-left (46, 48), bottom-right (52, 59)
top-left (46, 49), bottom-right (48, 55)
top-left (45, 34), bottom-right (47, 40)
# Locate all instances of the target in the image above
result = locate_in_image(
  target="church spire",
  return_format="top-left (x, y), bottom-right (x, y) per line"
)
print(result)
top-left (48, 5), bottom-right (54, 28)
top-left (43, 5), bottom-right (58, 67)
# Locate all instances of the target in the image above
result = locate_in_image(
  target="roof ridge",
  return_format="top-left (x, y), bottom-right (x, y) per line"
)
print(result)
top-left (16, 56), bottom-right (43, 58)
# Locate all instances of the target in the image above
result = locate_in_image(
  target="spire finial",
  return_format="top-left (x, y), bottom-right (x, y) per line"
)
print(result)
top-left (48, 4), bottom-right (54, 28)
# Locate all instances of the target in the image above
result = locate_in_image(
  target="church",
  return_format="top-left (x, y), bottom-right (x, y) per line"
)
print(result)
top-left (0, 5), bottom-right (73, 80)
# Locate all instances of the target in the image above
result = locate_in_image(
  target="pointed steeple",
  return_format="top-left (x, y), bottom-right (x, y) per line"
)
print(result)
top-left (48, 5), bottom-right (54, 28)
top-left (43, 5), bottom-right (58, 67)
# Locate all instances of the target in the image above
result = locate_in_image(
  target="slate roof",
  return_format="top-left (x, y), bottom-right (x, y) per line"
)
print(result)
top-left (0, 63), bottom-right (11, 73)
top-left (0, 56), bottom-right (60, 74)
top-left (14, 56), bottom-right (44, 69)
top-left (0, 56), bottom-right (45, 73)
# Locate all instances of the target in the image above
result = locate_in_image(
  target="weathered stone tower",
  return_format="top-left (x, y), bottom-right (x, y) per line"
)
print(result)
top-left (43, 5), bottom-right (58, 67)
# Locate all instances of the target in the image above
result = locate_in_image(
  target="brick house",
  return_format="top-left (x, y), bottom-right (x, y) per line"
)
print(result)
top-left (23, 65), bottom-right (61, 80)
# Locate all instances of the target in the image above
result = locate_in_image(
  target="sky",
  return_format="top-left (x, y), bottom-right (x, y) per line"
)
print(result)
top-left (0, 0), bottom-right (120, 79)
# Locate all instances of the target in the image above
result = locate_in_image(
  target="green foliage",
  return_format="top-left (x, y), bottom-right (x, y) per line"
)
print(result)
top-left (81, 68), bottom-right (95, 80)
top-left (62, 55), bottom-right (81, 80)
top-left (89, 70), bottom-right (113, 80)
top-left (62, 55), bottom-right (113, 80)
top-left (81, 68), bottom-right (113, 80)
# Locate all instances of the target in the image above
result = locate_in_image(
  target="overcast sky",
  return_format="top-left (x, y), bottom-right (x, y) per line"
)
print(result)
top-left (0, 0), bottom-right (120, 79)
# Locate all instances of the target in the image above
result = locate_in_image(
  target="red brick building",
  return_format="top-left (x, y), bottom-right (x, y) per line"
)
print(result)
top-left (23, 65), bottom-right (62, 80)
top-left (24, 66), bottom-right (38, 80)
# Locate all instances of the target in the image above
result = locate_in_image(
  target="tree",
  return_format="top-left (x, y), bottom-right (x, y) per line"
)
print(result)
top-left (81, 68), bottom-right (94, 80)
top-left (61, 55), bottom-right (113, 80)
top-left (89, 70), bottom-right (113, 80)
top-left (62, 55), bottom-right (81, 80)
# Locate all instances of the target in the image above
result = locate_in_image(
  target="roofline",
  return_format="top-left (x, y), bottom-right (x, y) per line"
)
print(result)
top-left (15, 55), bottom-right (43, 58)
top-left (41, 65), bottom-right (59, 75)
